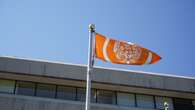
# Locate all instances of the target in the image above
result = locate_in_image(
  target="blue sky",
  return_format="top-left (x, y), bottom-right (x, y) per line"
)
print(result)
top-left (0, 0), bottom-right (194, 77)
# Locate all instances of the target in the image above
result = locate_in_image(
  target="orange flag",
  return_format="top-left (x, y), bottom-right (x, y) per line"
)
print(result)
top-left (95, 33), bottom-right (161, 65)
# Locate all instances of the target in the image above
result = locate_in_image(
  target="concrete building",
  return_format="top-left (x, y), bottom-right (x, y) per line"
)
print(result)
top-left (0, 56), bottom-right (194, 110)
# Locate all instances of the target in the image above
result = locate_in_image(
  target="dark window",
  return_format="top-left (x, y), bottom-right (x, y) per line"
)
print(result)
top-left (77, 88), bottom-right (85, 101)
top-left (192, 101), bottom-right (195, 110)
top-left (97, 90), bottom-right (116, 105)
top-left (174, 98), bottom-right (193, 110)
top-left (16, 81), bottom-right (35, 96)
top-left (77, 88), bottom-right (96, 102)
top-left (57, 86), bottom-right (76, 100)
top-left (36, 83), bottom-right (56, 98)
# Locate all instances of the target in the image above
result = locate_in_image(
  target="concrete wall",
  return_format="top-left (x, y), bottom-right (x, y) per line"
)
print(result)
top-left (0, 94), bottom-right (155, 110)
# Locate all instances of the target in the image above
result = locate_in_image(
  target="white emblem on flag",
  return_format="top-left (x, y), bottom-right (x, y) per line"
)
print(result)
top-left (113, 41), bottom-right (142, 64)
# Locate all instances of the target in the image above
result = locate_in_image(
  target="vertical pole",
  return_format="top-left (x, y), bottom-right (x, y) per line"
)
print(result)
top-left (85, 24), bottom-right (95, 110)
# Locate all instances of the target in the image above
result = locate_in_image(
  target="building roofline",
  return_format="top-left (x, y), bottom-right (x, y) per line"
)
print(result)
top-left (0, 56), bottom-right (194, 80)
top-left (95, 66), bottom-right (195, 80)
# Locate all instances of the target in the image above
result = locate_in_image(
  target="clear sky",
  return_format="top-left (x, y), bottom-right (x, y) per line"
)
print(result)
top-left (0, 0), bottom-right (194, 77)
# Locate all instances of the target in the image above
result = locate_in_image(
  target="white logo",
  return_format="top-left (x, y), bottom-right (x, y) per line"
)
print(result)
top-left (113, 41), bottom-right (142, 64)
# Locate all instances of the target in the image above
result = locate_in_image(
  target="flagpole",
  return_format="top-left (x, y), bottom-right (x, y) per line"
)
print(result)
top-left (85, 24), bottom-right (95, 110)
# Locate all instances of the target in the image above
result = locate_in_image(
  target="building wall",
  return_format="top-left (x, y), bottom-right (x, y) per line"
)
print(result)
top-left (0, 94), bottom-right (155, 110)
top-left (0, 57), bottom-right (195, 99)
top-left (0, 56), bottom-right (195, 110)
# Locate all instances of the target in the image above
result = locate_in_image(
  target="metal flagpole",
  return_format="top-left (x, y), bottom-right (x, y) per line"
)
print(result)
top-left (85, 24), bottom-right (95, 110)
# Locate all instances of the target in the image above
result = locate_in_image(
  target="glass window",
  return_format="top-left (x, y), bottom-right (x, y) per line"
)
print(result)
top-left (57, 86), bottom-right (76, 100)
top-left (174, 98), bottom-right (192, 110)
top-left (117, 92), bottom-right (135, 107)
top-left (137, 94), bottom-right (154, 109)
top-left (0, 79), bottom-right (15, 93)
top-left (97, 90), bottom-right (116, 105)
top-left (192, 101), bottom-right (195, 110)
top-left (16, 81), bottom-right (35, 96)
top-left (77, 88), bottom-right (85, 101)
top-left (77, 88), bottom-right (96, 102)
top-left (36, 83), bottom-right (56, 98)
top-left (155, 96), bottom-right (174, 110)
top-left (91, 89), bottom-right (97, 103)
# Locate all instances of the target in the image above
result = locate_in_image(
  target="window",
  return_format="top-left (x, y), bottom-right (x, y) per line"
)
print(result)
top-left (192, 100), bottom-right (195, 110)
top-left (91, 89), bottom-right (97, 103)
top-left (117, 92), bottom-right (135, 107)
top-left (0, 79), bottom-right (15, 93)
top-left (136, 94), bottom-right (154, 109)
top-left (77, 88), bottom-right (86, 101)
top-left (77, 88), bottom-right (96, 102)
top-left (16, 81), bottom-right (35, 96)
top-left (0, 78), bottom-right (179, 110)
top-left (155, 96), bottom-right (174, 110)
top-left (97, 90), bottom-right (116, 105)
top-left (57, 86), bottom-right (76, 100)
top-left (36, 83), bottom-right (56, 98)
top-left (174, 98), bottom-right (192, 110)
